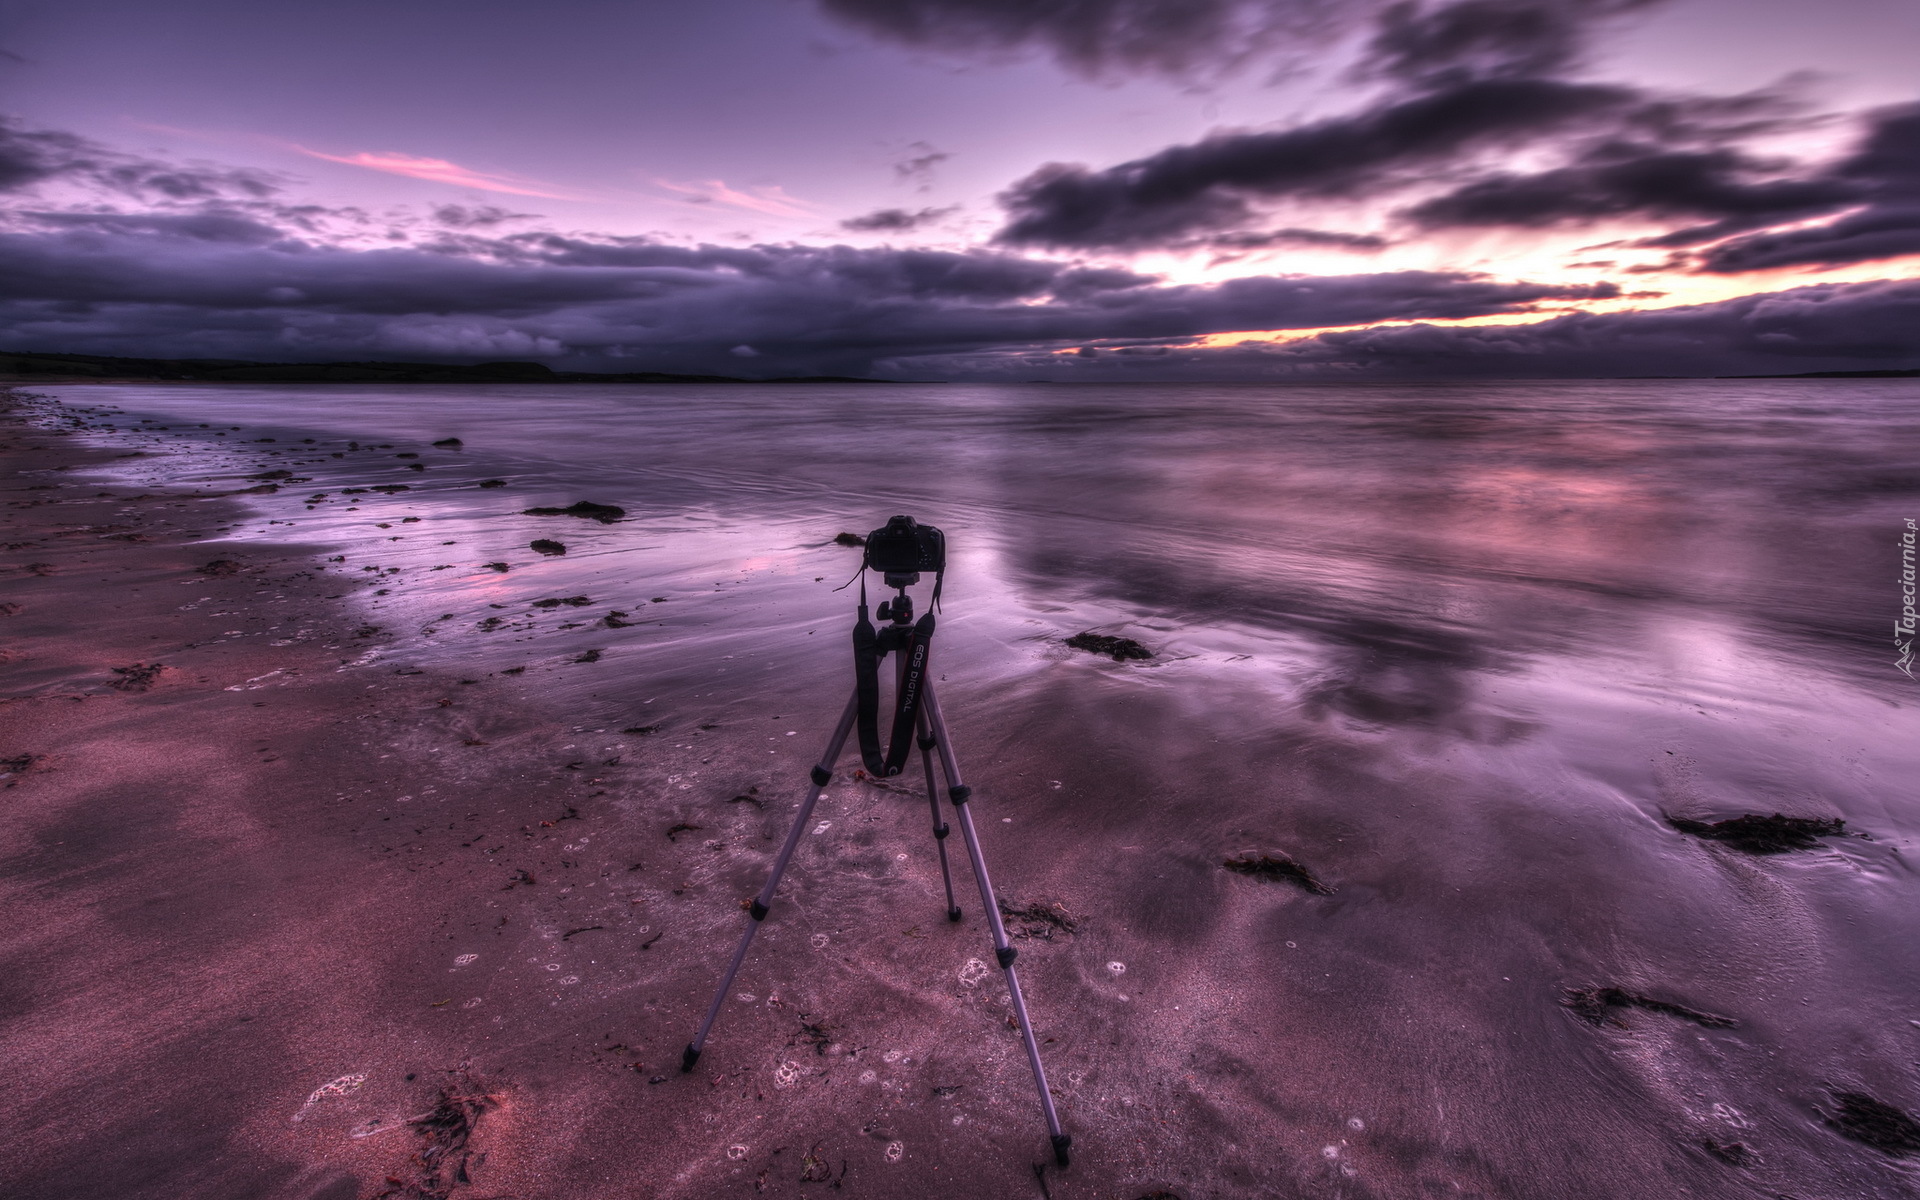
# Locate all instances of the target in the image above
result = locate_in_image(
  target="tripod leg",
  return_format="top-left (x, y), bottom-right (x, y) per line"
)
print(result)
top-left (916, 708), bottom-right (962, 922)
top-left (681, 689), bottom-right (860, 1073)
top-left (922, 681), bottom-right (1072, 1168)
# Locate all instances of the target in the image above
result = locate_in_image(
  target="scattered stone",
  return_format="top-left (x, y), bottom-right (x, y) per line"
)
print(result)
top-left (998, 898), bottom-right (1079, 939)
top-left (1667, 812), bottom-right (1849, 854)
top-left (108, 663), bottom-right (166, 692)
top-left (522, 500), bottom-right (624, 524)
top-left (1223, 853), bottom-right (1334, 895)
top-left (729, 792), bottom-right (764, 808)
top-left (530, 539), bottom-right (566, 556)
top-left (197, 559), bottom-right (243, 576)
top-left (501, 666), bottom-right (526, 675)
top-left (433, 437), bottom-right (463, 447)
top-left (369, 484), bottom-right (410, 494)
top-left (484, 562), bottom-right (510, 572)
top-left (1065, 632), bottom-right (1152, 661)
top-left (531, 596), bottom-right (592, 608)
top-left (478, 479), bottom-right (507, 488)
top-left (623, 725), bottom-right (660, 735)
top-left (574, 649), bottom-right (602, 663)
top-left (602, 613), bottom-right (634, 628)
top-left (833, 532), bottom-right (866, 546)
top-left (0, 602), bottom-right (21, 616)
top-left (1827, 1091), bottom-right (1920, 1155)
top-left (666, 822), bottom-right (702, 841)
top-left (1561, 987), bottom-right (1735, 1028)
top-left (248, 469), bottom-right (293, 480)
top-left (25, 562), bottom-right (56, 576)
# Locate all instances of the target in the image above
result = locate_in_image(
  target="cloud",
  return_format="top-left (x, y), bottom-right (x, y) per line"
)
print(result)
top-left (0, 193), bottom-right (1619, 375)
top-left (1358, 0), bottom-right (1658, 88)
top-left (432, 204), bottom-right (540, 229)
top-left (1403, 146), bottom-right (1858, 237)
top-left (840, 205), bottom-right (958, 232)
top-left (927, 276), bottom-right (1918, 378)
top-left (1689, 102), bottom-right (1920, 272)
top-left (892, 142), bottom-right (949, 190)
top-left (813, 0), bottom-right (1348, 79)
top-left (294, 148), bottom-right (576, 199)
top-left (654, 178), bottom-right (815, 217)
top-left (0, 117), bottom-right (279, 202)
top-left (995, 77), bottom-right (1638, 247)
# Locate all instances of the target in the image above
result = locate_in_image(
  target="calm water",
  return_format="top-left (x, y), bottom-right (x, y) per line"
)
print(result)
top-left (33, 379), bottom-right (1920, 1195)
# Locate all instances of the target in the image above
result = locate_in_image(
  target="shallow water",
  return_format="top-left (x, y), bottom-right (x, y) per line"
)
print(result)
top-left (33, 379), bottom-right (1920, 1195)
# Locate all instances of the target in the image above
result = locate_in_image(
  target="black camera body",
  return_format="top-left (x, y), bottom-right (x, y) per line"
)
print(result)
top-left (864, 515), bottom-right (945, 579)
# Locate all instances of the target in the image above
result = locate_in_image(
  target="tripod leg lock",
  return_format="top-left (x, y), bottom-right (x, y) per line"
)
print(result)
top-left (810, 765), bottom-right (832, 787)
top-left (918, 733), bottom-right (937, 750)
top-left (749, 899), bottom-right (769, 921)
top-left (948, 784), bottom-right (972, 805)
top-left (1051, 1133), bottom-right (1072, 1167)
top-left (680, 1045), bottom-right (701, 1073)
top-left (934, 823), bottom-right (950, 839)
top-left (996, 945), bottom-right (1018, 968)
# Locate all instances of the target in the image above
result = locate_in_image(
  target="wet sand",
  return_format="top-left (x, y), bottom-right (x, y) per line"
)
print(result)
top-left (4, 386), bottom-right (1918, 1200)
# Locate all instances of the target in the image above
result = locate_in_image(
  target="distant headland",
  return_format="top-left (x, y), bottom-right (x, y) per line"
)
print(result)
top-left (0, 351), bottom-right (882, 386)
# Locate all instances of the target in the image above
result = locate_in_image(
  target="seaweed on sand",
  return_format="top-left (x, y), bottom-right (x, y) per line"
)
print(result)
top-left (1667, 812), bottom-right (1848, 854)
top-left (1223, 853), bottom-right (1334, 895)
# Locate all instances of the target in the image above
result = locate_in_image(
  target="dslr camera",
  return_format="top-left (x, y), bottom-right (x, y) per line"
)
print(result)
top-left (864, 514), bottom-right (945, 582)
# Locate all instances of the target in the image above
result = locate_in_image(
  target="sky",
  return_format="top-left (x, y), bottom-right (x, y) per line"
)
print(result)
top-left (1, 0), bottom-right (1917, 379)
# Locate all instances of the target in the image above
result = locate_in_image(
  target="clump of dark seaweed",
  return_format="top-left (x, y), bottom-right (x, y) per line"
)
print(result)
top-left (1702, 1139), bottom-right (1757, 1166)
top-left (371, 1080), bottom-right (499, 1200)
top-left (522, 500), bottom-right (624, 523)
top-left (1222, 853), bottom-right (1334, 895)
top-left (1065, 632), bottom-right (1152, 661)
top-left (1666, 812), bottom-right (1848, 854)
top-left (1827, 1091), bottom-right (1920, 1155)
top-left (1561, 986), bottom-right (1736, 1028)
top-left (832, 531), bottom-right (866, 546)
top-left (998, 898), bottom-right (1079, 939)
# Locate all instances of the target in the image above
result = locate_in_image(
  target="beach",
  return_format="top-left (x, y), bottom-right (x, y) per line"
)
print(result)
top-left (3, 380), bottom-right (1918, 1200)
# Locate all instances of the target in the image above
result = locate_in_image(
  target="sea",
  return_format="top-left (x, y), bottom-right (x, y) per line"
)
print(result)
top-left (26, 378), bottom-right (1920, 1195)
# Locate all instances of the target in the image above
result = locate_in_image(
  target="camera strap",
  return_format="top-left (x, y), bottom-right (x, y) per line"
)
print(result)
top-left (852, 575), bottom-right (937, 777)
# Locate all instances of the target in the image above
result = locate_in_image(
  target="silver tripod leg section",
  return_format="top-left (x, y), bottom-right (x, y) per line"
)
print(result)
top-left (916, 706), bottom-right (962, 921)
top-left (922, 680), bottom-right (1072, 1167)
top-left (682, 689), bottom-right (860, 1073)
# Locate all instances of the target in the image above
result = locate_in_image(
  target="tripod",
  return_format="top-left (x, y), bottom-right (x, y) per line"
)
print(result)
top-left (679, 578), bottom-right (1072, 1168)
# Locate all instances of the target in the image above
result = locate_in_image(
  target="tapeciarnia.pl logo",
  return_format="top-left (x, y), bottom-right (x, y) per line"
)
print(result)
top-left (1899, 518), bottom-right (1917, 679)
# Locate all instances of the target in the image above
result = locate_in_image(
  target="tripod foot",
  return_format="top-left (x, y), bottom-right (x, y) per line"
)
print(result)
top-left (1051, 1133), bottom-right (1072, 1167)
top-left (680, 1045), bottom-right (701, 1073)
top-left (947, 906), bottom-right (962, 922)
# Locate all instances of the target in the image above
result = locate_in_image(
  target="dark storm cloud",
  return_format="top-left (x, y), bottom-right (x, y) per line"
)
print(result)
top-left (839, 206), bottom-right (958, 232)
top-left (994, 78), bottom-right (1638, 247)
top-left (1358, 0), bottom-right (1658, 88)
top-left (1402, 146), bottom-right (1858, 236)
top-left (0, 118), bottom-right (276, 202)
top-left (1292, 276), bottom-right (1920, 373)
top-left (1200, 227), bottom-right (1390, 251)
top-left (1398, 98), bottom-right (1920, 272)
top-left (813, 0), bottom-right (1346, 79)
top-left (1689, 103), bottom-right (1920, 272)
top-left (0, 194), bottom-right (1615, 374)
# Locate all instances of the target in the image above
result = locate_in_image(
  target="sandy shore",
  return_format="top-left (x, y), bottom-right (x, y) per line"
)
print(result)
top-left (5, 385), bottom-right (1917, 1200)
top-left (0, 391), bottom-right (1168, 1199)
